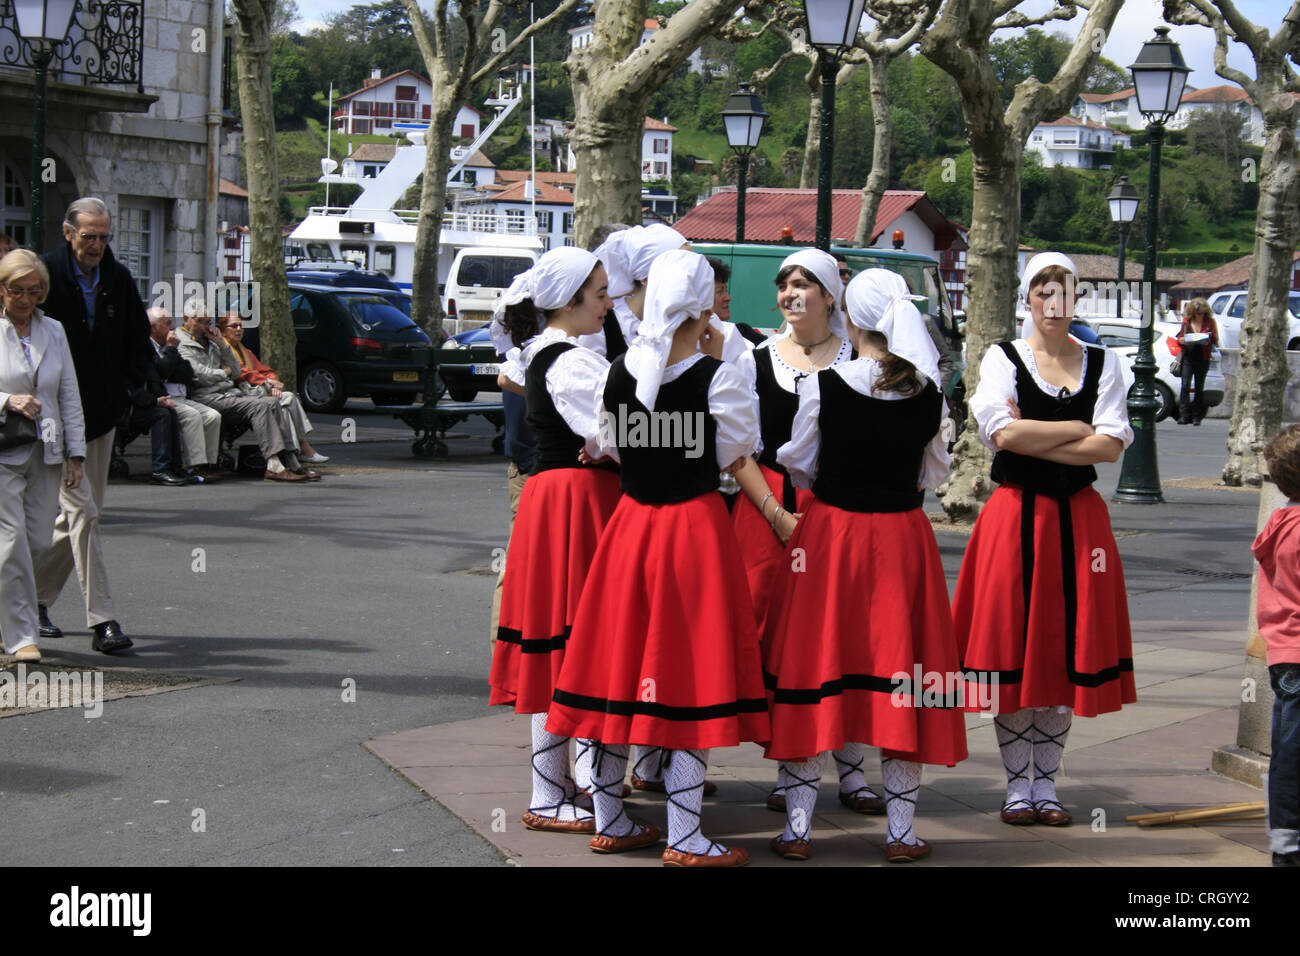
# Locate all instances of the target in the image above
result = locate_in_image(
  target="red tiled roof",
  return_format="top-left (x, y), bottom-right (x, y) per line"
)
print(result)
top-left (495, 169), bottom-right (576, 185)
top-left (674, 188), bottom-right (963, 248)
top-left (484, 180), bottom-right (574, 205)
top-left (1039, 116), bottom-right (1129, 133)
top-left (644, 18), bottom-right (659, 29)
top-left (1169, 251), bottom-right (1300, 294)
top-left (347, 143), bottom-right (396, 162)
top-left (1065, 253), bottom-right (1206, 285)
top-left (1182, 84), bottom-right (1252, 105)
top-left (1079, 87), bottom-right (1134, 103)
top-left (219, 178), bottom-right (248, 198)
top-left (645, 117), bottom-right (677, 132)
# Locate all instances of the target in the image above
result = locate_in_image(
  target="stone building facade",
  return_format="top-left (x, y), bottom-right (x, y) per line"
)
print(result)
top-left (0, 0), bottom-right (232, 302)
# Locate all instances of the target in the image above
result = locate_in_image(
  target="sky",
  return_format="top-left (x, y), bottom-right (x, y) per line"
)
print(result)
top-left (290, 0), bottom-right (1290, 90)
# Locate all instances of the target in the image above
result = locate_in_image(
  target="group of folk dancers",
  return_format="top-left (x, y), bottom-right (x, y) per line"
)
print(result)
top-left (487, 226), bottom-right (1137, 866)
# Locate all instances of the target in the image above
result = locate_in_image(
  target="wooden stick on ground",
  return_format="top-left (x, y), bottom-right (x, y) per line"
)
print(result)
top-left (1126, 801), bottom-right (1266, 827)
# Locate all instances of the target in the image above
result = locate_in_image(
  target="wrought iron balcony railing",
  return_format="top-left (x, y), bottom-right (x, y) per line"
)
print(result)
top-left (0, 0), bottom-right (144, 93)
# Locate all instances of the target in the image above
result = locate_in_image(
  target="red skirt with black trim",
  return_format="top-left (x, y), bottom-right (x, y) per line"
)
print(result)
top-left (731, 463), bottom-right (816, 632)
top-left (952, 483), bottom-right (1137, 717)
top-left (761, 500), bottom-right (968, 765)
top-left (546, 491), bottom-right (770, 750)
top-left (489, 466), bottom-right (622, 714)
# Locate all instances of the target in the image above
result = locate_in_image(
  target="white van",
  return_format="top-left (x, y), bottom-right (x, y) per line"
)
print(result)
top-left (441, 247), bottom-right (538, 327)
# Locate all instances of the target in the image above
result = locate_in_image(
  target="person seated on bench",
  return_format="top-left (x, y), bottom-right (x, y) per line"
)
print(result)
top-left (218, 311), bottom-right (326, 464)
top-left (127, 357), bottom-right (197, 486)
top-left (147, 307), bottom-right (223, 481)
top-left (175, 299), bottom-right (320, 483)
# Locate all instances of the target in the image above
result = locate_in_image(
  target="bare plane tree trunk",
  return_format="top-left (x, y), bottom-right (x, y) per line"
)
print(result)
top-left (402, 0), bottom-right (580, 337)
top-left (921, 0), bottom-right (1123, 520)
top-left (854, 50), bottom-right (892, 246)
top-left (1227, 121), bottom-right (1300, 483)
top-left (800, 64), bottom-right (822, 190)
top-left (568, 0), bottom-right (738, 247)
top-left (233, 0), bottom-right (294, 388)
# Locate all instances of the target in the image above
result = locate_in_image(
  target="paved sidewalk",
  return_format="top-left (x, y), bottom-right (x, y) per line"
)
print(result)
top-left (367, 615), bottom-right (1269, 867)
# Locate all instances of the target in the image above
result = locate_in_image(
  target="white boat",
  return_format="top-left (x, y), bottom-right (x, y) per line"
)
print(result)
top-left (286, 74), bottom-right (543, 296)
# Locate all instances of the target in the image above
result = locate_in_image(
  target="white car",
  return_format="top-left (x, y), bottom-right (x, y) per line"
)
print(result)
top-left (1206, 290), bottom-right (1300, 351)
top-left (1084, 318), bottom-right (1225, 422)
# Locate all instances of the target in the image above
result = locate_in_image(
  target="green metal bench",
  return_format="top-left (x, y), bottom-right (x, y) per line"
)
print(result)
top-left (373, 345), bottom-right (505, 458)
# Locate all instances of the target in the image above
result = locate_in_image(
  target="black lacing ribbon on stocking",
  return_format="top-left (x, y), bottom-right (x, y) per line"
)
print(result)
top-left (881, 758), bottom-right (919, 844)
top-left (781, 759), bottom-right (821, 843)
top-left (994, 714), bottom-right (1034, 813)
top-left (1031, 714), bottom-right (1070, 815)
top-left (664, 750), bottom-right (721, 855)
top-left (591, 743), bottom-right (633, 837)
top-left (833, 747), bottom-right (879, 802)
top-left (530, 731), bottom-right (574, 816)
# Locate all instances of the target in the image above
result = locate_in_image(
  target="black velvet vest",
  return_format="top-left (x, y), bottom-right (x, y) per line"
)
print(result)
top-left (602, 310), bottom-right (628, 361)
top-left (602, 355), bottom-right (721, 504)
top-left (810, 370), bottom-right (941, 512)
top-left (525, 342), bottom-right (588, 473)
top-left (989, 341), bottom-right (1105, 496)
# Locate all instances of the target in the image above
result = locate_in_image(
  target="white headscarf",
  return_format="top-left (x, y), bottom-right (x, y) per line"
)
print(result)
top-left (845, 268), bottom-right (941, 391)
top-left (1019, 252), bottom-right (1078, 339)
top-left (490, 246), bottom-right (599, 343)
top-left (779, 248), bottom-right (848, 341)
top-left (625, 224), bottom-right (689, 284)
top-left (623, 249), bottom-right (715, 411)
top-left (594, 228), bottom-right (635, 299)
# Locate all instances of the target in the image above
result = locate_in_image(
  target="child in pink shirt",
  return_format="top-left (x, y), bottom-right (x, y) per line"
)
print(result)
top-left (1253, 423), bottom-right (1300, 866)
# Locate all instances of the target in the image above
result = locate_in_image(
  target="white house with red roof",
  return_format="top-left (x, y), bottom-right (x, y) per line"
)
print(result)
top-left (1170, 85), bottom-right (1268, 144)
top-left (333, 68), bottom-right (485, 139)
top-left (1027, 117), bottom-right (1132, 169)
top-left (1074, 88), bottom-right (1140, 128)
top-left (461, 170), bottom-right (577, 251)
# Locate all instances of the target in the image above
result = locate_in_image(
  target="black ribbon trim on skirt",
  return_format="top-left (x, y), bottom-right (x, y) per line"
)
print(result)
top-left (495, 625), bottom-right (570, 653)
top-left (551, 688), bottom-right (768, 721)
top-left (782, 469), bottom-right (798, 514)
top-left (962, 485), bottom-right (1134, 689)
top-left (762, 670), bottom-right (965, 709)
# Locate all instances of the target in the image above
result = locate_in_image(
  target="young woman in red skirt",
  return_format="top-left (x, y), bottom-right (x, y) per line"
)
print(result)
top-left (547, 249), bottom-right (768, 866)
top-left (488, 247), bottom-right (619, 834)
top-left (762, 267), bottom-right (966, 862)
top-left (954, 252), bottom-right (1136, 828)
top-left (731, 249), bottom-right (887, 819)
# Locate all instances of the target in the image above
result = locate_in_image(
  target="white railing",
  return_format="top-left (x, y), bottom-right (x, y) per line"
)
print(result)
top-left (304, 206), bottom-right (539, 236)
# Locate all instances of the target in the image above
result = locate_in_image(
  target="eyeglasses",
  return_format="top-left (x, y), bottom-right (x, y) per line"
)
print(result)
top-left (76, 233), bottom-right (113, 244)
top-left (3, 285), bottom-right (42, 299)
top-left (838, 270), bottom-right (852, 280)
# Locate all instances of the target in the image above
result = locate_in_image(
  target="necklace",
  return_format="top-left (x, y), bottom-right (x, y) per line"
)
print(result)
top-left (790, 331), bottom-right (834, 356)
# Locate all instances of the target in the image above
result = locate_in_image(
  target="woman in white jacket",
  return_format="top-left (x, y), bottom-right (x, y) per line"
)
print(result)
top-left (0, 249), bottom-right (86, 662)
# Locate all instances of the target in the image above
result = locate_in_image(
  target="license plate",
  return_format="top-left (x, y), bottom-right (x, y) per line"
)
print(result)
top-left (471, 363), bottom-right (500, 376)
top-left (462, 311), bottom-right (492, 323)
top-left (393, 370), bottom-right (420, 382)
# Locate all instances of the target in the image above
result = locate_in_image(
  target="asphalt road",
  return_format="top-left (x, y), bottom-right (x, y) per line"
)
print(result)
top-left (0, 405), bottom-right (1263, 865)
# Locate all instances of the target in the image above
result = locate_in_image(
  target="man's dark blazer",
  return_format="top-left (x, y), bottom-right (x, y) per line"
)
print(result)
top-left (41, 241), bottom-right (154, 442)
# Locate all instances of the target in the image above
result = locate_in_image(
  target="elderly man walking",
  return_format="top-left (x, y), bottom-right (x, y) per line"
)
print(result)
top-left (175, 299), bottom-right (319, 482)
top-left (35, 197), bottom-right (148, 654)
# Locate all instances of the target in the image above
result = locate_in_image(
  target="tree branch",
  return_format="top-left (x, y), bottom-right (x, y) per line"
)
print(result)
top-left (994, 3), bottom-right (1080, 31)
top-left (471, 0), bottom-right (582, 84)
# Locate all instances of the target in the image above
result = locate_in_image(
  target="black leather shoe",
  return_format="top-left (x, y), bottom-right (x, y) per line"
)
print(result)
top-left (92, 621), bottom-right (133, 654)
top-left (38, 604), bottom-right (62, 640)
top-left (151, 470), bottom-right (195, 486)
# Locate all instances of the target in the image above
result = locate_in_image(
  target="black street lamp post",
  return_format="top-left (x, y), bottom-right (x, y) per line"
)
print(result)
top-left (720, 83), bottom-right (768, 243)
top-left (1115, 27), bottom-right (1190, 504)
top-left (15, 0), bottom-right (77, 253)
top-left (804, 0), bottom-right (865, 251)
top-left (1107, 175), bottom-right (1139, 319)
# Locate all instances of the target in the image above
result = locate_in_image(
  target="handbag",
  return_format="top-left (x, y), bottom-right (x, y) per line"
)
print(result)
top-left (1170, 354), bottom-right (1183, 377)
top-left (0, 409), bottom-right (37, 450)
